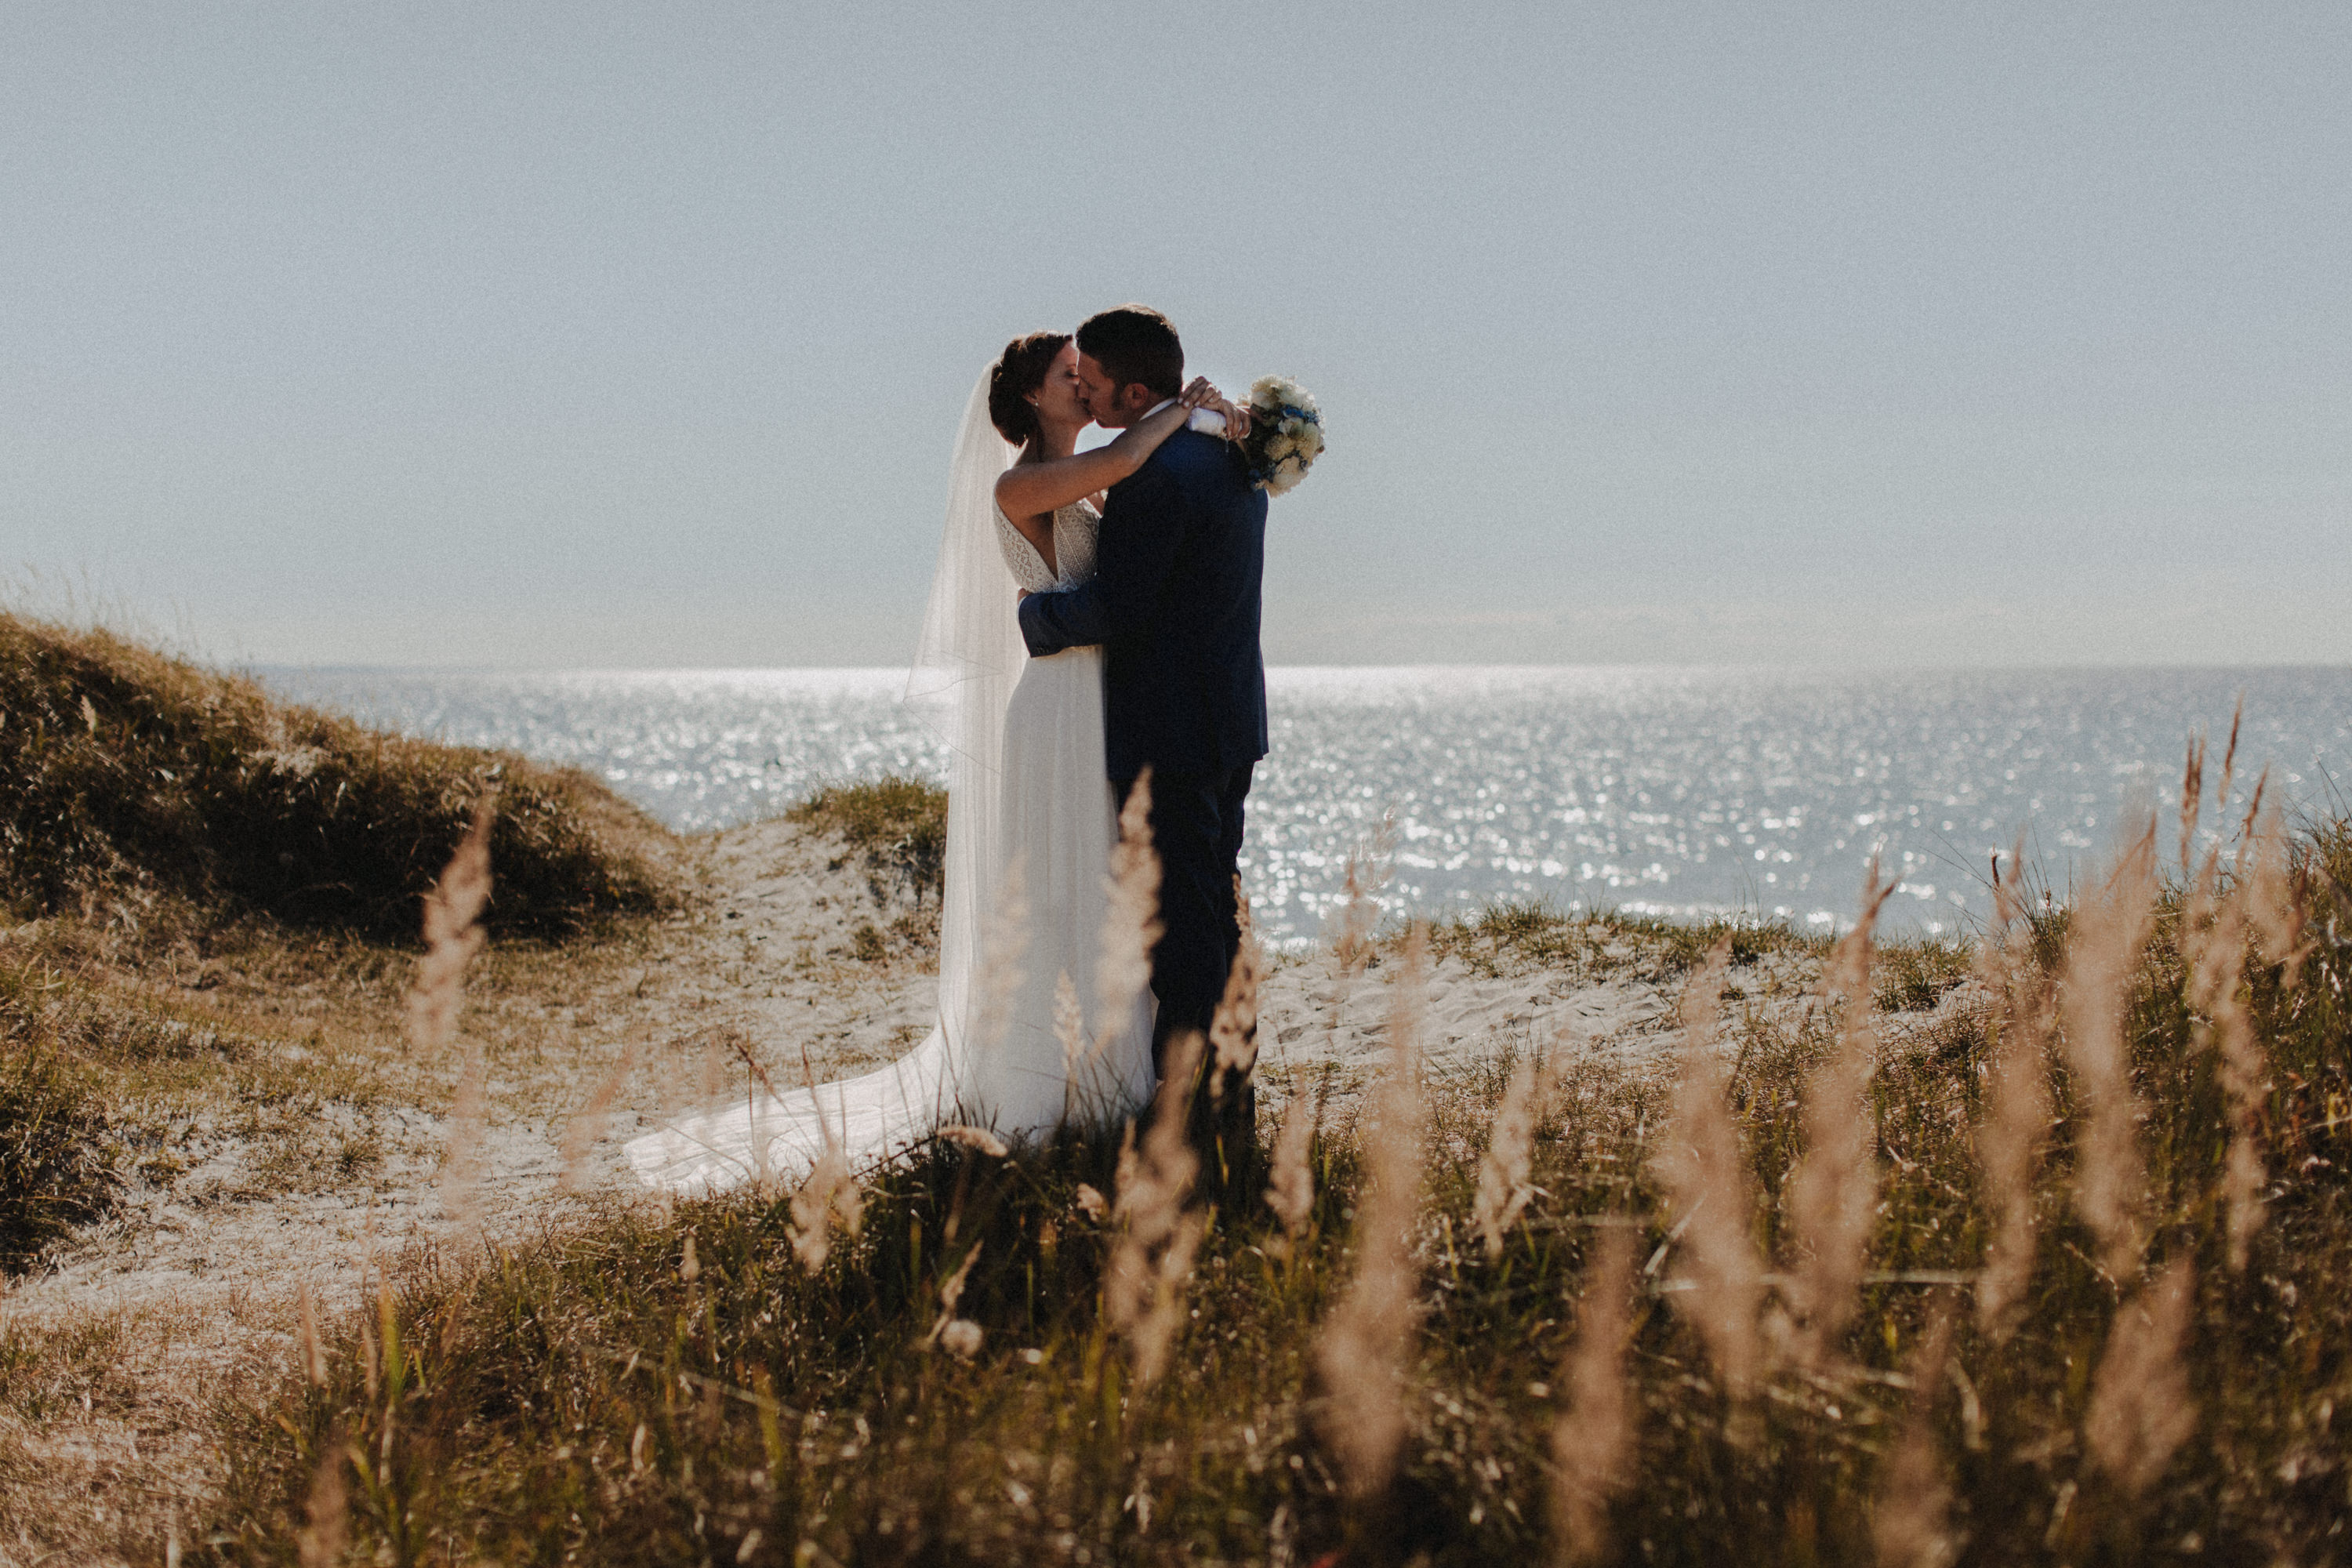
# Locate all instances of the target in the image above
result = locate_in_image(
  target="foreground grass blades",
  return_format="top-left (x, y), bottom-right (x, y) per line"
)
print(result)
top-left (201, 819), bottom-right (2350, 1566)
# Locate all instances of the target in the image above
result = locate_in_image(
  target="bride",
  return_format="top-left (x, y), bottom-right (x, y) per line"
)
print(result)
top-left (625, 334), bottom-right (1243, 1195)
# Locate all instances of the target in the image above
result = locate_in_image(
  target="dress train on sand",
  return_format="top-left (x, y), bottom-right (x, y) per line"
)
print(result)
top-left (622, 383), bottom-right (1153, 1195)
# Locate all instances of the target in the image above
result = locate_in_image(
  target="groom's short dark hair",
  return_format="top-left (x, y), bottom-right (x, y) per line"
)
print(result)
top-left (1076, 306), bottom-right (1183, 400)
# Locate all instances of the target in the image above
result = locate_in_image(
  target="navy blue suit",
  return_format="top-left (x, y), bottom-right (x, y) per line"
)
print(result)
top-left (1018, 427), bottom-right (1269, 779)
top-left (1019, 426), bottom-right (1269, 1094)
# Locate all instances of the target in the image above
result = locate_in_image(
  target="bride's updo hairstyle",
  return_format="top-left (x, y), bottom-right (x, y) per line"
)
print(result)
top-left (988, 330), bottom-right (1072, 447)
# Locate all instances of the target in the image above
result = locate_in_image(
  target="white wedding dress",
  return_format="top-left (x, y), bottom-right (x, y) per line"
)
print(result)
top-left (623, 376), bottom-right (1156, 1196)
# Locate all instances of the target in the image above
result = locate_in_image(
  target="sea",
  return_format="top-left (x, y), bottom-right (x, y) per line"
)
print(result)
top-left (256, 666), bottom-right (2350, 949)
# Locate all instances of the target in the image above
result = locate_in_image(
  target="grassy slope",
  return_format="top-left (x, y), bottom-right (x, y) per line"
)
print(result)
top-left (0, 612), bottom-right (677, 940)
top-left (196, 826), bottom-right (2351, 1566)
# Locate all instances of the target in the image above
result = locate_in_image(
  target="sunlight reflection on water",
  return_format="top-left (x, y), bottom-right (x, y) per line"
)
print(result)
top-left (260, 666), bottom-right (2350, 946)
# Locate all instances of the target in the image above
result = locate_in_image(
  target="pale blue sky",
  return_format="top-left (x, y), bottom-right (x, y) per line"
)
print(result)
top-left (5, 3), bottom-right (2347, 667)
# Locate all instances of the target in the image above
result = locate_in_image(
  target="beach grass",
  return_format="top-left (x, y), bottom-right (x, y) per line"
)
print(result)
top-left (1429, 899), bottom-right (1833, 982)
top-left (786, 776), bottom-right (948, 904)
top-left (0, 1018), bottom-right (118, 1275)
top-left (190, 811), bottom-right (2352, 1566)
top-left (0, 609), bottom-right (679, 942)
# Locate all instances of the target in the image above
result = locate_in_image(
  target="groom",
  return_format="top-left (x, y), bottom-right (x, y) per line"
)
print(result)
top-left (1017, 304), bottom-right (1269, 1166)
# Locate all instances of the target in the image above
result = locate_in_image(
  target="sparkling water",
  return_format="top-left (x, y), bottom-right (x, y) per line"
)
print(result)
top-left (258, 666), bottom-right (2350, 946)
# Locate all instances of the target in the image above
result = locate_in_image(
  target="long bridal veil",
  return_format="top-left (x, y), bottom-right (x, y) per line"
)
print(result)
top-left (622, 373), bottom-right (1019, 1195)
top-left (903, 368), bottom-right (1027, 1089)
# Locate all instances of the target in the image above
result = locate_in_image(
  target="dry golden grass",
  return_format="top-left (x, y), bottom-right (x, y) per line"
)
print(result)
top-left (1471, 1054), bottom-right (1542, 1259)
top-left (2181, 776), bottom-right (2272, 1272)
top-left (1781, 865), bottom-right (1898, 1367)
top-left (1096, 771), bottom-right (1163, 1064)
top-left (2084, 1256), bottom-right (2201, 1497)
top-left (1210, 905), bottom-right (1265, 1103)
top-left (1262, 1091), bottom-right (1317, 1244)
top-left (1105, 1032), bottom-right (1206, 1391)
top-left (1870, 1304), bottom-right (1958, 1568)
top-left (1548, 1222), bottom-right (1638, 1565)
top-left (0, 608), bottom-right (675, 941)
top-left (2057, 818), bottom-right (2160, 1284)
top-left (1969, 845), bottom-right (2053, 1342)
top-left (412, 802), bottom-right (493, 1222)
top-left (1314, 925), bottom-right (1431, 1502)
top-left (0, 622), bottom-right (724, 1563)
top-left (1653, 935), bottom-right (1769, 1398)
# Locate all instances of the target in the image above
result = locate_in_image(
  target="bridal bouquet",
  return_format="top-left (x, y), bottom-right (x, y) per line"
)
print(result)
top-left (1240, 376), bottom-right (1325, 496)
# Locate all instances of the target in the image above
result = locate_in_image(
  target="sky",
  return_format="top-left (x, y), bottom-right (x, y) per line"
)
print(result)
top-left (5, 2), bottom-right (2347, 669)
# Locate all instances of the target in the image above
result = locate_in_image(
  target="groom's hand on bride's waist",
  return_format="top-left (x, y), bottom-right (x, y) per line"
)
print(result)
top-left (1018, 586), bottom-right (1073, 656)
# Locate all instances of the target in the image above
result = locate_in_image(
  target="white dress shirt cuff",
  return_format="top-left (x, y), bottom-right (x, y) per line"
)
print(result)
top-left (1144, 397), bottom-right (1228, 437)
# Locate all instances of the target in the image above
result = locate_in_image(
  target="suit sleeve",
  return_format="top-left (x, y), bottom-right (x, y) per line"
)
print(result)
top-left (1017, 462), bottom-right (1188, 656)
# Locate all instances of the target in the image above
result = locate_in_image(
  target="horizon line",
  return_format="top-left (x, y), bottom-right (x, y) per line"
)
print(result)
top-left (248, 659), bottom-right (2352, 676)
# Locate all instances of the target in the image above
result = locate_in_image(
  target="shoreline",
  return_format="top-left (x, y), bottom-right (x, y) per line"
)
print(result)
top-left (249, 662), bottom-right (2352, 947)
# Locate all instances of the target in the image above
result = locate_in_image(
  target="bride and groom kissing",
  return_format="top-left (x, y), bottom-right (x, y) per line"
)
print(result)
top-left (628, 305), bottom-right (1272, 1196)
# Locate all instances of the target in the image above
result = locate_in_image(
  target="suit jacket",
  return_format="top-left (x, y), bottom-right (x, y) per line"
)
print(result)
top-left (1017, 426), bottom-right (1269, 781)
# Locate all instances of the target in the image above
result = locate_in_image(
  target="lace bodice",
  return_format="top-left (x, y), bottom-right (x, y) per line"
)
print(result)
top-left (995, 500), bottom-right (1101, 593)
